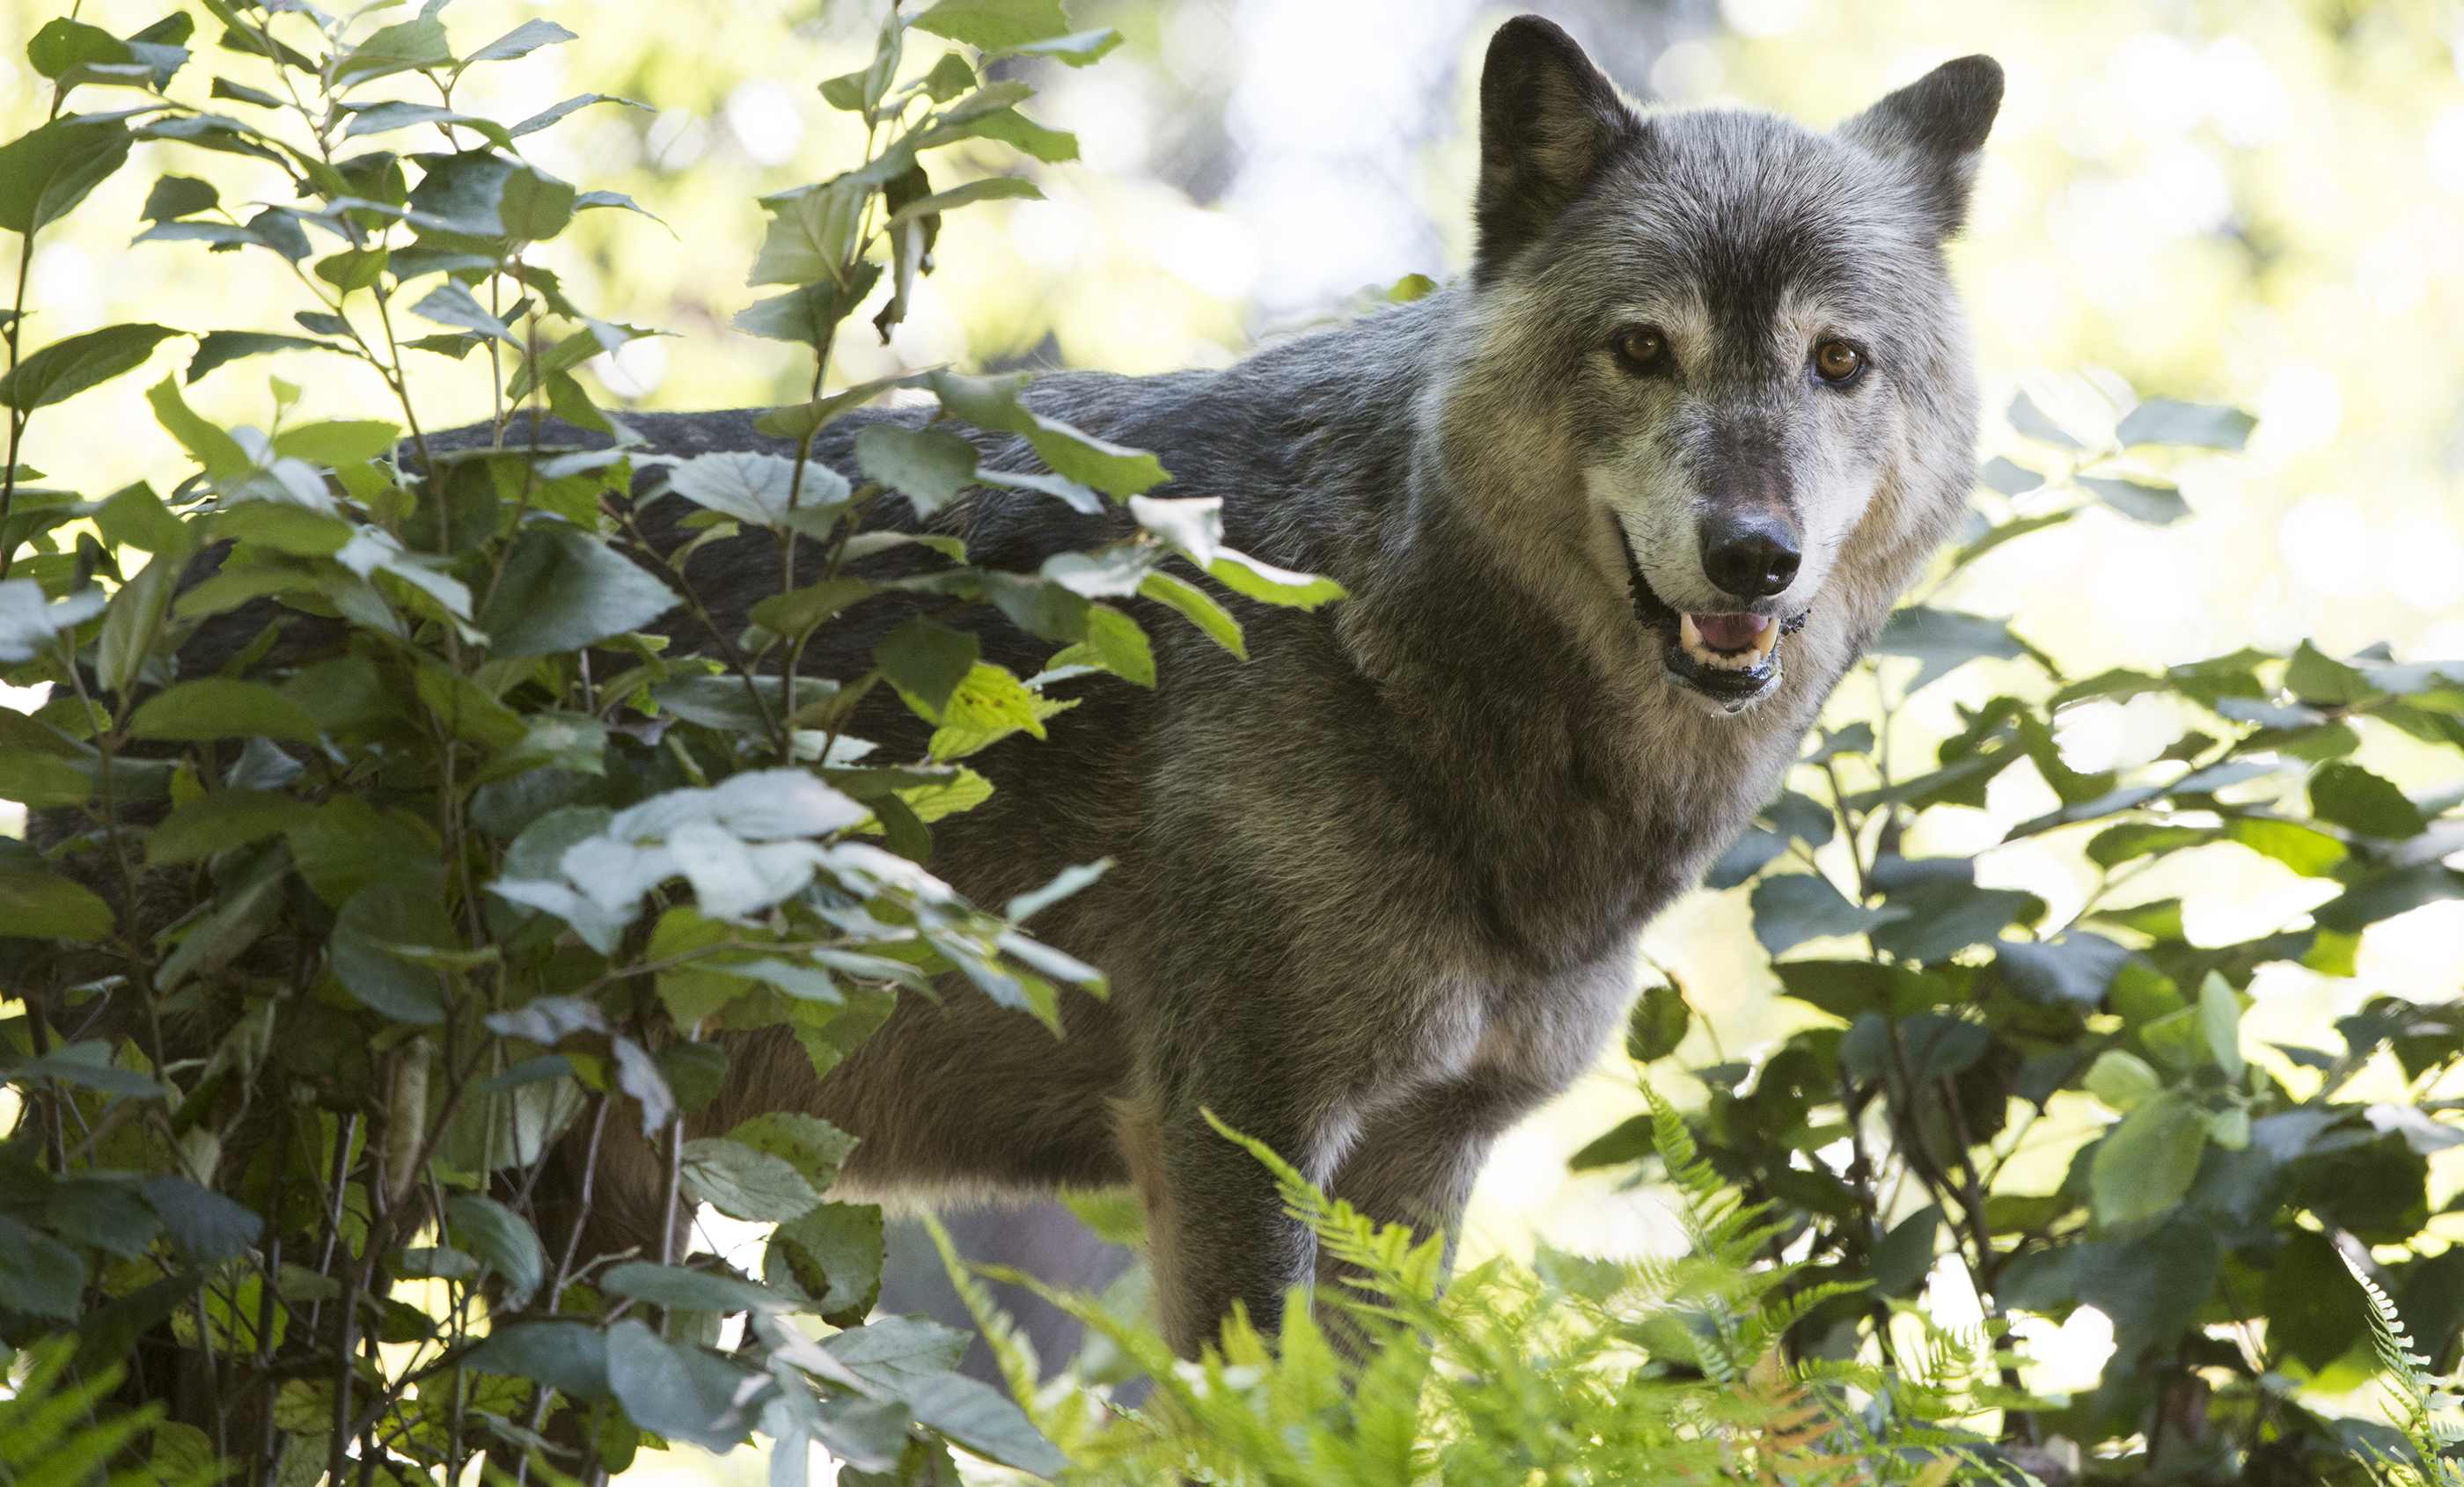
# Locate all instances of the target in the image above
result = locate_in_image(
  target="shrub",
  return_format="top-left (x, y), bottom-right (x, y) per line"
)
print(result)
top-left (0, 3), bottom-right (1329, 1483)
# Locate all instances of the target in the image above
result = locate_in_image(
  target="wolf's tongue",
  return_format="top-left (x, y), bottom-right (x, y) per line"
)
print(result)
top-left (1690, 612), bottom-right (1771, 651)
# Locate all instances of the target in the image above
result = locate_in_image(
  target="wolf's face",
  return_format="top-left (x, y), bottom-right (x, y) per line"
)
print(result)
top-left (1457, 22), bottom-right (2000, 714)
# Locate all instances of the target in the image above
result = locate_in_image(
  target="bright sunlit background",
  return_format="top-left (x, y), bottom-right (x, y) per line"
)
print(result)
top-left (9, 0), bottom-right (2464, 1470)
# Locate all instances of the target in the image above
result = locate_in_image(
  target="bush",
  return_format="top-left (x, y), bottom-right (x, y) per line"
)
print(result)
top-left (0, 3), bottom-right (1329, 1483)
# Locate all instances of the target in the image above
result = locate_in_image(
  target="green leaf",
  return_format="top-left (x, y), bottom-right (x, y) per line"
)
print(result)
top-left (0, 1215), bottom-right (84, 1319)
top-left (1068, 602), bottom-right (1153, 686)
top-left (665, 450), bottom-right (851, 530)
top-left (497, 165), bottom-right (576, 241)
top-left (912, 0), bottom-right (1075, 49)
top-left (140, 173), bottom-right (216, 222)
top-left (2197, 972), bottom-right (2245, 1080)
top-left (2116, 398), bottom-right (2255, 450)
top-left (0, 865), bottom-right (114, 941)
top-left (750, 578), bottom-right (877, 642)
top-left (1624, 981), bottom-right (1690, 1062)
top-left (510, 92), bottom-right (649, 138)
top-left (602, 1261), bottom-right (791, 1315)
top-left (902, 1372), bottom-right (1067, 1477)
top-left (1005, 27), bottom-right (1125, 65)
top-left (1866, 1205), bottom-right (1941, 1295)
top-left (2222, 816), bottom-right (2344, 877)
top-left (272, 418), bottom-right (400, 468)
top-left (0, 753), bottom-right (90, 808)
top-left (313, 246), bottom-right (389, 294)
top-left (464, 1322), bottom-right (610, 1401)
top-left (2089, 1053), bottom-right (2168, 1108)
top-left (2266, 1228), bottom-right (2368, 1370)
top-left (462, 18), bottom-right (576, 64)
top-left (731, 261), bottom-right (884, 346)
top-left (93, 480), bottom-right (187, 555)
top-left (1996, 932), bottom-right (2129, 1007)
top-left (0, 117), bottom-right (131, 236)
top-left (2077, 474), bottom-right (2189, 524)
top-left (128, 678), bottom-right (321, 742)
top-left (146, 789), bottom-right (316, 867)
top-left (919, 51), bottom-right (974, 103)
top-left (186, 332), bottom-right (335, 385)
top-left (1567, 1113), bottom-right (1655, 1170)
top-left (2006, 391), bottom-right (2085, 448)
top-left (340, 100), bottom-right (513, 150)
top-left (479, 524), bottom-right (678, 657)
top-left (410, 281), bottom-right (515, 343)
top-left (882, 174), bottom-right (1042, 229)
top-left (334, 18), bottom-right (451, 84)
top-left (2309, 760), bottom-right (2425, 839)
top-left (148, 375), bottom-right (250, 480)
top-left (446, 1194), bottom-right (545, 1301)
top-left (748, 179), bottom-right (865, 287)
top-left (142, 1175), bottom-right (262, 1264)
top-left (766, 1201), bottom-right (884, 1324)
top-left (1206, 550), bottom-right (1346, 608)
top-left (874, 614), bottom-right (979, 718)
top-left (820, 1314), bottom-right (971, 1392)
top-left (1867, 882), bottom-right (2037, 963)
top-left (1137, 569), bottom-right (1243, 658)
top-left (604, 1319), bottom-right (764, 1452)
top-left (94, 554), bottom-right (173, 696)
top-left (727, 1111), bottom-right (859, 1188)
top-left (28, 18), bottom-right (128, 78)
top-left (854, 423), bottom-right (978, 517)
top-left (329, 883), bottom-right (454, 1023)
top-left (681, 1138), bottom-right (821, 1222)
top-left (0, 324), bottom-right (181, 411)
top-left (1872, 605), bottom-right (2028, 692)
top-left (2314, 864), bottom-right (2464, 934)
top-left (1749, 873), bottom-right (1899, 956)
top-left (2090, 1093), bottom-right (2208, 1227)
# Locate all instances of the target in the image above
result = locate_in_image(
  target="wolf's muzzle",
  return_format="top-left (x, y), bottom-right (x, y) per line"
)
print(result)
top-left (1621, 533), bottom-right (1806, 713)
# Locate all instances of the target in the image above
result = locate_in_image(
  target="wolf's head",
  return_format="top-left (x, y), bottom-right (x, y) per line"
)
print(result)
top-left (1442, 18), bottom-right (2001, 715)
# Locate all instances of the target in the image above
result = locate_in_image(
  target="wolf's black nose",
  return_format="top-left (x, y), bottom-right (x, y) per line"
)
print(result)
top-left (1701, 516), bottom-right (1801, 599)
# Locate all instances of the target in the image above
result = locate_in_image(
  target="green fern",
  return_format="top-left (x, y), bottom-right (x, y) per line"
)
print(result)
top-left (0, 1338), bottom-right (232, 1487)
top-left (2341, 1248), bottom-right (2464, 1486)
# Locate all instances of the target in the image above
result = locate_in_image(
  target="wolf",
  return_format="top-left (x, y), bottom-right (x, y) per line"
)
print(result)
top-left (495, 16), bottom-right (2005, 1359)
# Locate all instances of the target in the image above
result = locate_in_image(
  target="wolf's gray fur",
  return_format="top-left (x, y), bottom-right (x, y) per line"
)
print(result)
top-left (525, 18), bottom-right (2003, 1357)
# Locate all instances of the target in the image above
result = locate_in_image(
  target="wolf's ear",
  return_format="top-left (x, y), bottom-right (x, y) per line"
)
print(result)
top-left (1838, 55), bottom-right (2005, 240)
top-left (1474, 16), bottom-right (1641, 282)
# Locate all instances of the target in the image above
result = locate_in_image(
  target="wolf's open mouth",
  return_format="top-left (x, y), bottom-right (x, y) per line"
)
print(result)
top-left (1620, 534), bottom-right (1806, 712)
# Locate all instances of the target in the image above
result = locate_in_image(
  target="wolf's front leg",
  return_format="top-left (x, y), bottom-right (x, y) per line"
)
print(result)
top-left (1120, 1092), bottom-right (1332, 1358)
top-left (1312, 1074), bottom-right (1536, 1323)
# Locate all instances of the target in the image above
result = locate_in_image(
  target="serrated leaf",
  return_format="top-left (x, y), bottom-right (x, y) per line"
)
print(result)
top-left (681, 1138), bottom-right (821, 1222)
top-left (1872, 605), bottom-right (2028, 692)
top-left (874, 614), bottom-right (979, 718)
top-left (478, 524), bottom-right (678, 657)
top-left (854, 423), bottom-right (977, 516)
top-left (187, 331), bottom-right (337, 384)
top-left (2090, 1094), bottom-right (2209, 1227)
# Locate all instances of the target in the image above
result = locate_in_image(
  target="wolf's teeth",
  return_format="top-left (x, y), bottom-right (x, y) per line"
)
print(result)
top-left (1678, 612), bottom-right (1780, 671)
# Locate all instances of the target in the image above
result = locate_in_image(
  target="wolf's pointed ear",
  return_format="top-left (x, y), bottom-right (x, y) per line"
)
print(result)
top-left (1838, 55), bottom-right (2005, 241)
top-left (1474, 16), bottom-right (1641, 283)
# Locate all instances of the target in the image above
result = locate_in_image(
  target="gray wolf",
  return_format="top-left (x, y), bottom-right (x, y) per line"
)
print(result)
top-left (542, 17), bottom-right (2002, 1357)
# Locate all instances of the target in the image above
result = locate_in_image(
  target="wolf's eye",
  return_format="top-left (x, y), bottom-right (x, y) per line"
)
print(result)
top-left (1813, 341), bottom-right (1866, 385)
top-left (1612, 325), bottom-right (1668, 374)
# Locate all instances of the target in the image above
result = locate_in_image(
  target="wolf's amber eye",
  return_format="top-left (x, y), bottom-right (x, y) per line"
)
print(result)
top-left (1612, 326), bottom-right (1668, 373)
top-left (1814, 341), bottom-right (1865, 385)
